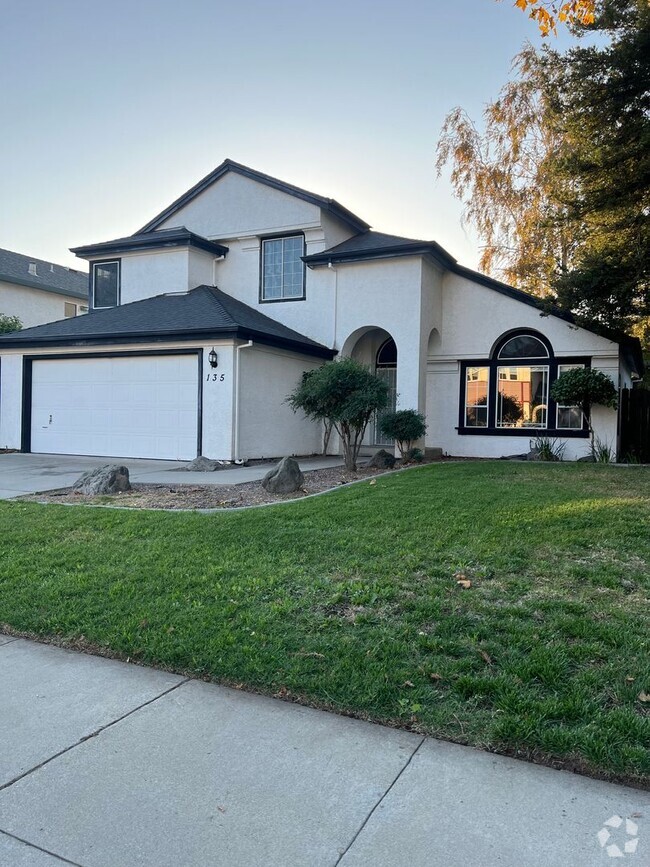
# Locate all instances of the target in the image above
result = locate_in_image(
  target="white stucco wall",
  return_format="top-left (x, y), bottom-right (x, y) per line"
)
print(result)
top-left (237, 344), bottom-right (323, 459)
top-left (334, 257), bottom-right (426, 413)
top-left (425, 271), bottom-right (621, 460)
top-left (0, 354), bottom-right (23, 449)
top-left (157, 171), bottom-right (323, 239)
top-left (188, 248), bottom-right (217, 289)
top-left (109, 250), bottom-right (191, 304)
top-left (0, 281), bottom-right (86, 328)
top-left (201, 342), bottom-right (236, 460)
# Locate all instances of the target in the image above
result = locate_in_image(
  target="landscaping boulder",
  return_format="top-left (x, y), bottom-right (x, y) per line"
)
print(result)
top-left (183, 456), bottom-right (225, 472)
top-left (73, 465), bottom-right (131, 495)
top-left (500, 453), bottom-right (529, 461)
top-left (577, 454), bottom-right (596, 462)
top-left (366, 449), bottom-right (396, 469)
top-left (261, 457), bottom-right (304, 493)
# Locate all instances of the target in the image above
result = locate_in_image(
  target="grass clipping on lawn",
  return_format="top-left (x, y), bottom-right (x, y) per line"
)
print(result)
top-left (1, 461), bottom-right (648, 787)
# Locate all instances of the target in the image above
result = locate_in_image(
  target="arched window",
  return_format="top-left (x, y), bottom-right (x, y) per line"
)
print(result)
top-left (375, 338), bottom-right (397, 444)
top-left (376, 338), bottom-right (397, 367)
top-left (460, 331), bottom-right (588, 436)
top-left (497, 334), bottom-right (549, 359)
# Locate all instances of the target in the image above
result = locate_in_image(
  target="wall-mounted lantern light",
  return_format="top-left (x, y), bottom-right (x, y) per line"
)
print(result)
top-left (208, 347), bottom-right (218, 369)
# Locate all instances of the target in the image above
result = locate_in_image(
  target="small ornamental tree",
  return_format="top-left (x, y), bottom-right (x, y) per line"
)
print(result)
top-left (550, 368), bottom-right (618, 447)
top-left (0, 315), bottom-right (22, 334)
top-left (379, 410), bottom-right (427, 458)
top-left (288, 358), bottom-right (389, 471)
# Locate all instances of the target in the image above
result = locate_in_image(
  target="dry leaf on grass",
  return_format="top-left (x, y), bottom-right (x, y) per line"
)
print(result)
top-left (456, 579), bottom-right (472, 589)
top-left (479, 650), bottom-right (493, 666)
top-left (429, 673), bottom-right (443, 682)
top-left (638, 691), bottom-right (650, 703)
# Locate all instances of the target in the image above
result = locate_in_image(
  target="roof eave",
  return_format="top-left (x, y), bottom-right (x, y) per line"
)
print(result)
top-left (304, 245), bottom-right (455, 269)
top-left (0, 326), bottom-right (336, 359)
top-left (0, 272), bottom-right (88, 300)
top-left (70, 235), bottom-right (229, 260)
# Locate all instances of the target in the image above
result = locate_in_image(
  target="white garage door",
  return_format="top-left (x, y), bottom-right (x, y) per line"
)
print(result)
top-left (30, 354), bottom-right (199, 460)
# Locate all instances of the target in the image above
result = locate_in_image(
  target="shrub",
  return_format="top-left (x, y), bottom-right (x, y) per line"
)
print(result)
top-left (379, 409), bottom-right (427, 457)
top-left (0, 314), bottom-right (22, 334)
top-left (591, 436), bottom-right (613, 463)
top-left (532, 436), bottom-right (566, 462)
top-left (288, 359), bottom-right (389, 471)
top-left (550, 368), bottom-right (617, 448)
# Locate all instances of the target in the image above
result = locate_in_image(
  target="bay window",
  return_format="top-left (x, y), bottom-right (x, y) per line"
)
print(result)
top-left (459, 331), bottom-right (589, 437)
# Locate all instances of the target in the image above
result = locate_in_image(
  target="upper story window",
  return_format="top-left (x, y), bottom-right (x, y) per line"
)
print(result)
top-left (92, 260), bottom-right (120, 308)
top-left (261, 235), bottom-right (305, 301)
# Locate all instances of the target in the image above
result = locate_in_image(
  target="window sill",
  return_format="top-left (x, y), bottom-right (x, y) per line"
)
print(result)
top-left (259, 296), bottom-right (306, 304)
top-left (457, 427), bottom-right (589, 438)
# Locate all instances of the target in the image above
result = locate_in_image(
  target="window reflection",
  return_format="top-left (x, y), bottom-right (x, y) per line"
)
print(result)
top-left (465, 367), bottom-right (489, 427)
top-left (496, 366), bottom-right (549, 428)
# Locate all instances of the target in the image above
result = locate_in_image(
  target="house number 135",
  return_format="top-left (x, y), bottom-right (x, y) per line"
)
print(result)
top-left (206, 373), bottom-right (225, 381)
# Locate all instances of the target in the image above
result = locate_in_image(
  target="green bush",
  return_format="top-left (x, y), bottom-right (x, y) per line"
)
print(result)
top-left (288, 359), bottom-right (389, 471)
top-left (379, 409), bottom-right (427, 457)
top-left (0, 314), bottom-right (22, 334)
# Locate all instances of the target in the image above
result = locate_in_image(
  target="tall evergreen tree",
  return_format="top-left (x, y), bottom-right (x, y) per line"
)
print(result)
top-left (438, 0), bottom-right (649, 341)
top-left (544, 0), bottom-right (650, 335)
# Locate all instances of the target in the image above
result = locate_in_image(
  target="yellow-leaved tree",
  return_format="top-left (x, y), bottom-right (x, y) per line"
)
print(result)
top-left (505, 0), bottom-right (595, 35)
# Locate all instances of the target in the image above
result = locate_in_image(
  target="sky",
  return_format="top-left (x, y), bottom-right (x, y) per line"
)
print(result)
top-left (0, 0), bottom-right (582, 273)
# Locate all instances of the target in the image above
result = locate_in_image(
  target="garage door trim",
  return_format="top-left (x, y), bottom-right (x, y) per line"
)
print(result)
top-left (22, 348), bottom-right (203, 457)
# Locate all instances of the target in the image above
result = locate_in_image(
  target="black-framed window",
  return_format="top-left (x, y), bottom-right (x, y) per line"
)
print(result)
top-left (458, 330), bottom-right (590, 437)
top-left (260, 235), bottom-right (305, 301)
top-left (92, 260), bottom-right (120, 308)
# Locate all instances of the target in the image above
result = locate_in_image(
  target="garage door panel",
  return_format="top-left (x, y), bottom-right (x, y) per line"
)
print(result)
top-left (30, 355), bottom-right (199, 460)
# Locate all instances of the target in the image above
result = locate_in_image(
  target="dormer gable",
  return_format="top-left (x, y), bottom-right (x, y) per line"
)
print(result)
top-left (137, 159), bottom-right (369, 242)
top-left (137, 159), bottom-right (370, 238)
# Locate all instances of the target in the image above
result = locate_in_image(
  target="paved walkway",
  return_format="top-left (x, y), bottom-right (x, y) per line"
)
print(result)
top-left (0, 637), bottom-right (646, 866)
top-left (0, 453), bottom-right (344, 500)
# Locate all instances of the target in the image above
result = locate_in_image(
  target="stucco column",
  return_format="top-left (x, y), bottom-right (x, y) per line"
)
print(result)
top-left (395, 338), bottom-right (425, 414)
top-left (201, 343), bottom-right (235, 460)
top-left (0, 354), bottom-right (23, 450)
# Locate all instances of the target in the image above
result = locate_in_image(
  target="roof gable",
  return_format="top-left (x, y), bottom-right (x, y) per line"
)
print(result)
top-left (136, 159), bottom-right (370, 237)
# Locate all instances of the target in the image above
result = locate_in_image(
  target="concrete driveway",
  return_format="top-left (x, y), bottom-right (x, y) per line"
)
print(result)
top-left (0, 637), bottom-right (647, 866)
top-left (0, 453), bottom-right (344, 500)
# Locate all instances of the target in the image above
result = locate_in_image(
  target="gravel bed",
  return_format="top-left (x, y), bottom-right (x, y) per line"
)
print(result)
top-left (19, 464), bottom-right (408, 510)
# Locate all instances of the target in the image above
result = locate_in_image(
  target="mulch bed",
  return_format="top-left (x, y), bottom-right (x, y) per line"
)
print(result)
top-left (18, 461), bottom-right (437, 511)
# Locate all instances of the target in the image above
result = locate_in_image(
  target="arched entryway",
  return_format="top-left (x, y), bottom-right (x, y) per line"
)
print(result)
top-left (341, 326), bottom-right (398, 447)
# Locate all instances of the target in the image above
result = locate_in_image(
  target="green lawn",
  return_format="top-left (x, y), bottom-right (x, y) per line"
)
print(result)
top-left (1, 462), bottom-right (648, 786)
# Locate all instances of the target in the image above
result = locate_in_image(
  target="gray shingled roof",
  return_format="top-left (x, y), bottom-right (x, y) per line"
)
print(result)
top-left (0, 285), bottom-right (335, 358)
top-left (0, 247), bottom-right (88, 299)
top-left (71, 227), bottom-right (229, 259)
top-left (303, 231), bottom-right (457, 267)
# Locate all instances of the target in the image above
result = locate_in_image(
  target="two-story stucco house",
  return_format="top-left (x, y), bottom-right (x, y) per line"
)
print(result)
top-left (0, 248), bottom-right (88, 328)
top-left (0, 160), bottom-right (643, 461)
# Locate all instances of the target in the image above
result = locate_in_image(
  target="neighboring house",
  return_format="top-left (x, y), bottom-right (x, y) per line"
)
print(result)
top-left (0, 248), bottom-right (88, 328)
top-left (0, 160), bottom-right (643, 461)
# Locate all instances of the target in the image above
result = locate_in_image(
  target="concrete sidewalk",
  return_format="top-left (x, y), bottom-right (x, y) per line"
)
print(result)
top-left (0, 453), bottom-right (344, 500)
top-left (0, 637), bottom-right (646, 866)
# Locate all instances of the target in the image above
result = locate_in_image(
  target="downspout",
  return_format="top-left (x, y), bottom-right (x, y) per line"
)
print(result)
top-left (328, 260), bottom-right (338, 350)
top-left (232, 339), bottom-right (254, 461)
top-left (212, 255), bottom-right (225, 285)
